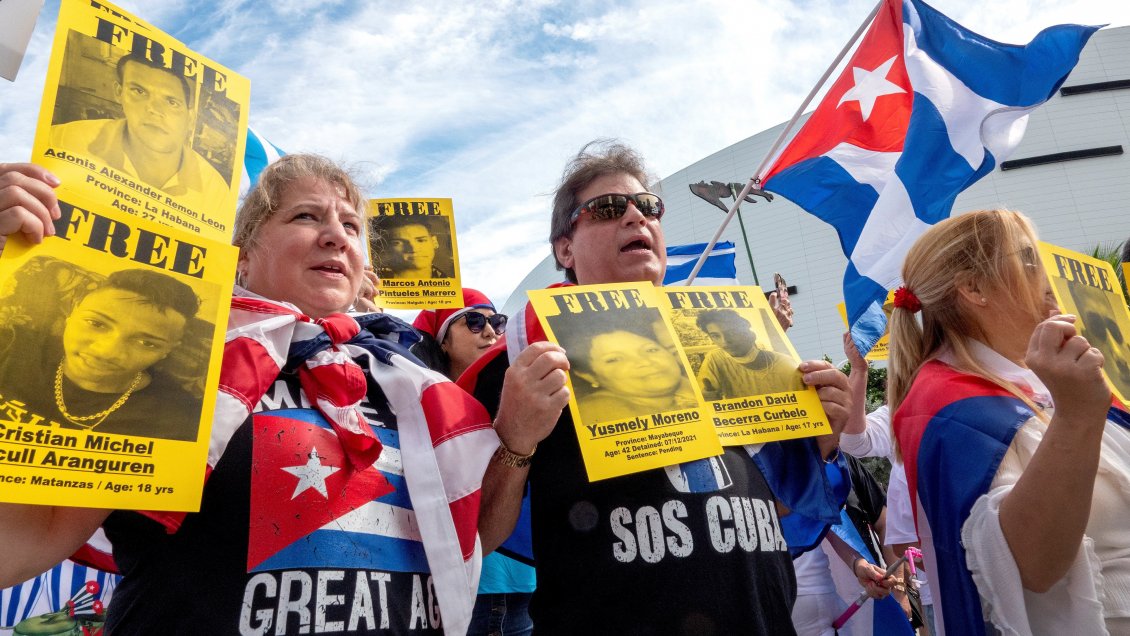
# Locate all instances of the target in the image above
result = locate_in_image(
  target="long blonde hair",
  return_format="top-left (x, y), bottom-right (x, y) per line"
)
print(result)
top-left (888, 210), bottom-right (1049, 456)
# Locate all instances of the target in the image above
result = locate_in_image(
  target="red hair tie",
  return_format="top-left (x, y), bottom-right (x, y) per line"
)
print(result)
top-left (893, 286), bottom-right (922, 313)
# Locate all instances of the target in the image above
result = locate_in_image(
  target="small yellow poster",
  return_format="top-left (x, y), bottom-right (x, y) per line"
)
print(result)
top-left (528, 283), bottom-right (722, 481)
top-left (368, 198), bottom-right (462, 310)
top-left (836, 290), bottom-right (894, 361)
top-left (661, 286), bottom-right (831, 445)
top-left (31, 0), bottom-right (249, 243)
top-left (1039, 242), bottom-right (1130, 407)
top-left (0, 192), bottom-right (236, 511)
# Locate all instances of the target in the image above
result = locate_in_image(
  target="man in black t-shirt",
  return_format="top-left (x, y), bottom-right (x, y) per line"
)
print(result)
top-left (466, 140), bottom-right (853, 634)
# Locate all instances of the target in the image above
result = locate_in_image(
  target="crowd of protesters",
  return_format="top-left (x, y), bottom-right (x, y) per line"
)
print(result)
top-left (0, 136), bottom-right (1128, 636)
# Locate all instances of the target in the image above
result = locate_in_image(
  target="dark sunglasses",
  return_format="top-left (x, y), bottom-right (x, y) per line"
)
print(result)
top-left (462, 311), bottom-right (508, 335)
top-left (569, 192), bottom-right (665, 225)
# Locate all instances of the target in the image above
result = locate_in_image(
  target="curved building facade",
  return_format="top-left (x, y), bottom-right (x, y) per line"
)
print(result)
top-left (504, 25), bottom-right (1130, 361)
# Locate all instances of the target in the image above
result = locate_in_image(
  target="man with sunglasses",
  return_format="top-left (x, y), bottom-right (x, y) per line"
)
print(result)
top-left (465, 140), bottom-right (851, 635)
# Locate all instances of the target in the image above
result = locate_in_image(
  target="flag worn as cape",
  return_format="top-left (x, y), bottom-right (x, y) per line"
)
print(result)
top-left (74, 294), bottom-right (497, 634)
top-left (761, 0), bottom-right (1098, 355)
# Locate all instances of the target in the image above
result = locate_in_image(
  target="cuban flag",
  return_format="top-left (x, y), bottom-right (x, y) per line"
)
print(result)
top-left (663, 241), bottom-right (739, 286)
top-left (760, 0), bottom-right (1098, 354)
top-left (238, 126), bottom-right (285, 198)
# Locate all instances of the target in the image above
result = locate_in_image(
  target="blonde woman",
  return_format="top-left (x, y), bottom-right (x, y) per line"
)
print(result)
top-left (889, 210), bottom-right (1130, 635)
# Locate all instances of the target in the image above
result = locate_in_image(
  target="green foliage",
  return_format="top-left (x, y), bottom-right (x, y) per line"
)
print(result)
top-left (835, 356), bottom-right (892, 487)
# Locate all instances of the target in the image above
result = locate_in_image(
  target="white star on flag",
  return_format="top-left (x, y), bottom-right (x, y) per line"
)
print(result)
top-left (837, 55), bottom-right (906, 121)
top-left (282, 446), bottom-right (340, 499)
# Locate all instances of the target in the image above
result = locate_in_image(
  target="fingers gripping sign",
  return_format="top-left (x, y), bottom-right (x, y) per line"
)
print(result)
top-left (494, 341), bottom-right (571, 455)
top-left (800, 359), bottom-right (852, 435)
top-left (0, 163), bottom-right (63, 246)
top-left (1026, 314), bottom-right (1111, 424)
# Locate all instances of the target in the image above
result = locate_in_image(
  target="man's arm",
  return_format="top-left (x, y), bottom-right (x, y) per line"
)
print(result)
top-left (478, 342), bottom-right (570, 552)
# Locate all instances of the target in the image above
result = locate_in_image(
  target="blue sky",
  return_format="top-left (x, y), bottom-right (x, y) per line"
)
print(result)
top-left (3, 0), bottom-right (1128, 308)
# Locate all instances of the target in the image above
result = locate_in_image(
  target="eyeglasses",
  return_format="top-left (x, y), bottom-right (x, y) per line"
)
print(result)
top-left (462, 311), bottom-right (508, 335)
top-left (569, 192), bottom-right (664, 225)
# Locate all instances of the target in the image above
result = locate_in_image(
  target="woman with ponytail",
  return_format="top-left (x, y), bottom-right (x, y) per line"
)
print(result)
top-left (889, 209), bottom-right (1130, 636)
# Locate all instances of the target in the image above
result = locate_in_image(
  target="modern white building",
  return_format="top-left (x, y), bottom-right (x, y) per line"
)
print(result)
top-left (504, 25), bottom-right (1130, 361)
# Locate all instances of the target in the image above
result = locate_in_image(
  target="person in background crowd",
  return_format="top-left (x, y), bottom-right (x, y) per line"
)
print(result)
top-left (411, 288), bottom-right (507, 381)
top-left (0, 156), bottom-right (547, 635)
top-left (889, 209), bottom-right (1130, 635)
top-left (461, 139), bottom-right (852, 635)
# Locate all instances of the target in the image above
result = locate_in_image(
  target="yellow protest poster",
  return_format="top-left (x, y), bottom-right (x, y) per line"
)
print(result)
top-left (528, 283), bottom-right (722, 481)
top-left (1039, 242), bottom-right (1130, 406)
top-left (835, 290), bottom-right (895, 361)
top-left (661, 286), bottom-right (831, 445)
top-left (31, 0), bottom-right (249, 244)
top-left (0, 192), bottom-right (236, 511)
top-left (368, 198), bottom-right (462, 309)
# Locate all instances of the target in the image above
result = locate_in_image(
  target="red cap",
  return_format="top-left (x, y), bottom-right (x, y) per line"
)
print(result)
top-left (412, 288), bottom-right (496, 342)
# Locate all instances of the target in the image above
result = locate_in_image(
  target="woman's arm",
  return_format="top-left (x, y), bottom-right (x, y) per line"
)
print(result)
top-left (0, 504), bottom-right (111, 587)
top-left (997, 316), bottom-right (1110, 592)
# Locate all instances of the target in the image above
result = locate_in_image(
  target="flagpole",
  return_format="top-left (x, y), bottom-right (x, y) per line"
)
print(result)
top-left (684, 0), bottom-right (883, 286)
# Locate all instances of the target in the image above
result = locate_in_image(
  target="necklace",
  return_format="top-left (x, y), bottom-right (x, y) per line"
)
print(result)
top-left (53, 362), bottom-right (144, 429)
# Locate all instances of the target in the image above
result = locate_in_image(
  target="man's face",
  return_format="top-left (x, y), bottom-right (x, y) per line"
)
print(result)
top-left (553, 172), bottom-right (665, 286)
top-left (63, 288), bottom-right (186, 391)
top-left (387, 223), bottom-right (437, 273)
top-left (116, 60), bottom-right (193, 155)
top-left (704, 321), bottom-right (756, 358)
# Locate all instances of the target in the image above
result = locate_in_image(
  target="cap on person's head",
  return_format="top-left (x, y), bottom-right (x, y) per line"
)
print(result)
top-left (412, 288), bottom-right (496, 343)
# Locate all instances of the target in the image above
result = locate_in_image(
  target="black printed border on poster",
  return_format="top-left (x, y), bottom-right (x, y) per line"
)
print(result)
top-left (368, 198), bottom-right (462, 310)
top-left (528, 283), bottom-right (722, 482)
top-left (660, 286), bottom-right (831, 445)
top-left (0, 191), bottom-right (236, 511)
top-left (31, 0), bottom-right (249, 244)
top-left (1040, 242), bottom-right (1130, 407)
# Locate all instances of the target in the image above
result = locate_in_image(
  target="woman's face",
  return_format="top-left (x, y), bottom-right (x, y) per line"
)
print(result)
top-left (580, 330), bottom-right (683, 399)
top-left (442, 309), bottom-right (501, 372)
top-left (239, 177), bottom-right (365, 318)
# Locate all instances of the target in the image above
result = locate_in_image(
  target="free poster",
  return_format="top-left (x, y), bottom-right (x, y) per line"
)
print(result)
top-left (31, 0), bottom-right (249, 243)
top-left (527, 283), bottom-right (722, 481)
top-left (1040, 242), bottom-right (1130, 406)
top-left (661, 286), bottom-right (831, 445)
top-left (368, 198), bottom-right (462, 310)
top-left (0, 191), bottom-right (236, 511)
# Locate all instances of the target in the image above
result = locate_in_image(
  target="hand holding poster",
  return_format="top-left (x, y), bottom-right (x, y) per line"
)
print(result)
top-left (1040, 242), bottom-right (1130, 406)
top-left (32, 0), bottom-right (249, 243)
top-left (661, 286), bottom-right (831, 444)
top-left (528, 283), bottom-right (722, 481)
top-left (0, 192), bottom-right (236, 511)
top-left (368, 198), bottom-right (462, 309)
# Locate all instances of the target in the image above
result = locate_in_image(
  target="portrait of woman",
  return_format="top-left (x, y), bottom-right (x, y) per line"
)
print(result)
top-left (550, 307), bottom-right (697, 423)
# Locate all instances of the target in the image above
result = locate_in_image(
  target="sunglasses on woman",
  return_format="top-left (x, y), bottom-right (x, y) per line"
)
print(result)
top-left (569, 192), bottom-right (665, 225)
top-left (462, 311), bottom-right (508, 335)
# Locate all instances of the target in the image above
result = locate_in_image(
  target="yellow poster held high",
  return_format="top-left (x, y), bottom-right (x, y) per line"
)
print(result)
top-left (661, 286), bottom-right (831, 445)
top-left (528, 283), bottom-right (722, 482)
top-left (0, 192), bottom-right (236, 511)
top-left (32, 0), bottom-right (249, 243)
top-left (368, 198), bottom-right (462, 309)
top-left (1040, 242), bottom-right (1130, 407)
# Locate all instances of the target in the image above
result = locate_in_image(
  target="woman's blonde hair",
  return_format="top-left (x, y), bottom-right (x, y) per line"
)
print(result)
top-left (232, 154), bottom-right (367, 256)
top-left (888, 210), bottom-right (1049, 456)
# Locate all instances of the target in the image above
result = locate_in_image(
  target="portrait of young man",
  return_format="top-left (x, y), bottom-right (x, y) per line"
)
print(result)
top-left (374, 216), bottom-right (452, 279)
top-left (695, 308), bottom-right (805, 401)
top-left (0, 267), bottom-right (204, 442)
top-left (48, 52), bottom-right (229, 204)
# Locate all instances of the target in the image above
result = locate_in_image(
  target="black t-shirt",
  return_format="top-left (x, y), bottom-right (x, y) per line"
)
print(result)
top-left (102, 372), bottom-right (444, 634)
top-left (473, 353), bottom-right (798, 636)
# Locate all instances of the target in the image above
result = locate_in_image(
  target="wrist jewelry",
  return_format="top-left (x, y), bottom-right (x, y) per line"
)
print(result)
top-left (494, 439), bottom-right (536, 468)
